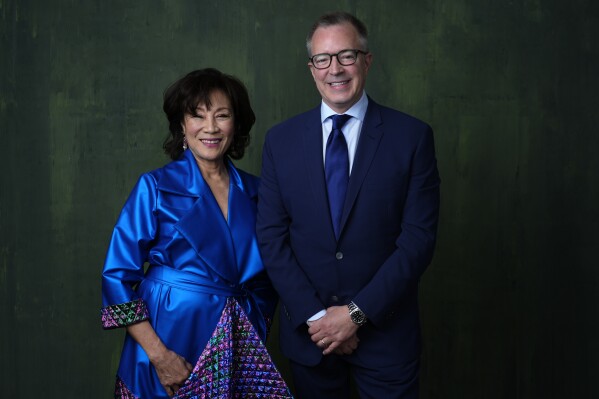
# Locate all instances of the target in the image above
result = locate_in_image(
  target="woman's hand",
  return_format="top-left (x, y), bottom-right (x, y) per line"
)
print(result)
top-left (149, 348), bottom-right (193, 396)
top-left (126, 321), bottom-right (193, 397)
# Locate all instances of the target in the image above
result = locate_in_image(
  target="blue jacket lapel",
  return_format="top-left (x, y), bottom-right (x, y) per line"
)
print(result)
top-left (227, 166), bottom-right (264, 283)
top-left (156, 149), bottom-right (208, 197)
top-left (158, 151), bottom-right (237, 282)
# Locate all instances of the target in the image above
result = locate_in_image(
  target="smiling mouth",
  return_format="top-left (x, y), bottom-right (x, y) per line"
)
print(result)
top-left (200, 139), bottom-right (222, 144)
top-left (329, 80), bottom-right (350, 87)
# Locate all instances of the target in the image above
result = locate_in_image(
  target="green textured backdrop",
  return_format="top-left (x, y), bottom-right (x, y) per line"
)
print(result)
top-left (1, 1), bottom-right (598, 398)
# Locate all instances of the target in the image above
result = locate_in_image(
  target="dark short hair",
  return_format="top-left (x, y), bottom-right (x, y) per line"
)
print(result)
top-left (306, 11), bottom-right (369, 55)
top-left (162, 68), bottom-right (256, 160)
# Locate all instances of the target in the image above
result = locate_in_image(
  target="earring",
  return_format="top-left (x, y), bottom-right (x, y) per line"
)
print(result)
top-left (183, 136), bottom-right (188, 150)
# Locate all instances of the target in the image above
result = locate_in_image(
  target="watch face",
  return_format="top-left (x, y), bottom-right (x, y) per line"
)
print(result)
top-left (351, 310), bottom-right (366, 325)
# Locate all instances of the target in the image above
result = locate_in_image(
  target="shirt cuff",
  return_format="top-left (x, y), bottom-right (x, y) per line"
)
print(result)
top-left (306, 309), bottom-right (327, 325)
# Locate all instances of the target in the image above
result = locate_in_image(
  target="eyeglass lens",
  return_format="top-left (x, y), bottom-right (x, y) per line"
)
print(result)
top-left (311, 50), bottom-right (360, 69)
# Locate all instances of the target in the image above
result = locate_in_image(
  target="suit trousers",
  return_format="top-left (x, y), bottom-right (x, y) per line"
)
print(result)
top-left (289, 354), bottom-right (420, 399)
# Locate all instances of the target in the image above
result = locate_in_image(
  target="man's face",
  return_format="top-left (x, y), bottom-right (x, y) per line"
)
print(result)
top-left (309, 23), bottom-right (372, 114)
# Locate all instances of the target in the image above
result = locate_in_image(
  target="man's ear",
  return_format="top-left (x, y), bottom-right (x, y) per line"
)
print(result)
top-left (308, 63), bottom-right (317, 80)
top-left (363, 52), bottom-right (373, 73)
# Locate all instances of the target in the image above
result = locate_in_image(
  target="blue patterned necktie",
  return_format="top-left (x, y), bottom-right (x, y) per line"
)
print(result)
top-left (325, 114), bottom-right (352, 239)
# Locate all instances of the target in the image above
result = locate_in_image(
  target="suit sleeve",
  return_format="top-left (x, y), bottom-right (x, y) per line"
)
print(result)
top-left (256, 132), bottom-right (325, 329)
top-left (354, 124), bottom-right (440, 327)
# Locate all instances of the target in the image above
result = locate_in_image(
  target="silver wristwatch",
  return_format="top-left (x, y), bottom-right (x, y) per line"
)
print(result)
top-left (348, 301), bottom-right (367, 326)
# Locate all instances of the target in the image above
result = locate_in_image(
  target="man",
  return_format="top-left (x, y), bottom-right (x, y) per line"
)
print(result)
top-left (257, 11), bottom-right (440, 398)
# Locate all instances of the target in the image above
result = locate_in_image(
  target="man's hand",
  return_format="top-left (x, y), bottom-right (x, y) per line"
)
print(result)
top-left (333, 333), bottom-right (360, 355)
top-left (308, 305), bottom-right (359, 355)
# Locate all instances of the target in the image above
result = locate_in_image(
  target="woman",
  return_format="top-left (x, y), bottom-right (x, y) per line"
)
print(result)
top-left (101, 68), bottom-right (291, 398)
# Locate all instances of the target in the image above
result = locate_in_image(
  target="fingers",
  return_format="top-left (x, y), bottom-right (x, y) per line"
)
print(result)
top-left (165, 381), bottom-right (184, 397)
top-left (316, 336), bottom-right (336, 355)
top-left (164, 382), bottom-right (181, 397)
top-left (334, 339), bottom-right (356, 355)
top-left (333, 345), bottom-right (352, 355)
top-left (324, 335), bottom-right (360, 355)
top-left (347, 335), bottom-right (359, 350)
top-left (185, 360), bottom-right (193, 373)
top-left (312, 334), bottom-right (338, 354)
top-left (154, 350), bottom-right (192, 396)
top-left (315, 337), bottom-right (330, 349)
top-left (307, 323), bottom-right (321, 336)
top-left (309, 312), bottom-right (361, 355)
top-left (310, 334), bottom-right (326, 345)
top-left (322, 340), bottom-right (340, 355)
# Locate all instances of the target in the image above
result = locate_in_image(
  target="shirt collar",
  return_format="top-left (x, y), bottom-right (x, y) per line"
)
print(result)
top-left (320, 91), bottom-right (369, 123)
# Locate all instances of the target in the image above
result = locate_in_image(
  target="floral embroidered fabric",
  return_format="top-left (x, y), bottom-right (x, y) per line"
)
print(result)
top-left (101, 298), bottom-right (149, 329)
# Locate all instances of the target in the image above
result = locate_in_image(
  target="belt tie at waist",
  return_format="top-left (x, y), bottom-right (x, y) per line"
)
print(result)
top-left (145, 265), bottom-right (248, 297)
top-left (144, 265), bottom-right (271, 343)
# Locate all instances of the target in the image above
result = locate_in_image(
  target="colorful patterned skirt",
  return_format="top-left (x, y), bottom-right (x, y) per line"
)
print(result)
top-left (114, 298), bottom-right (292, 399)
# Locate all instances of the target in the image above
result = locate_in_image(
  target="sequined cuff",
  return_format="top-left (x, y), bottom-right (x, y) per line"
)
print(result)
top-left (101, 298), bottom-right (149, 329)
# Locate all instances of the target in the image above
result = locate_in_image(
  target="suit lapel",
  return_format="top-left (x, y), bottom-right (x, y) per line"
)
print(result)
top-left (339, 101), bottom-right (383, 234)
top-left (302, 101), bottom-right (384, 241)
top-left (302, 107), bottom-right (336, 239)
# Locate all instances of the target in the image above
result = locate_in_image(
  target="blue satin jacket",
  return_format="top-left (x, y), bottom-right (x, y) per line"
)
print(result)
top-left (101, 150), bottom-right (277, 398)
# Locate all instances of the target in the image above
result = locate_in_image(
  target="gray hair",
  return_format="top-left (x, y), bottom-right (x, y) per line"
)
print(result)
top-left (306, 11), bottom-right (369, 56)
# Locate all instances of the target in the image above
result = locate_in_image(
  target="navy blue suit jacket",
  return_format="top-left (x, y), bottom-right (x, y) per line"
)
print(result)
top-left (257, 98), bottom-right (440, 367)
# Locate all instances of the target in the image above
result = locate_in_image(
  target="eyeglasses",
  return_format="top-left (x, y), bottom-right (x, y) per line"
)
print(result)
top-left (309, 49), bottom-right (369, 70)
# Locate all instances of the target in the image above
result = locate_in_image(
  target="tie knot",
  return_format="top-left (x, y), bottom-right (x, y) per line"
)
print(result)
top-left (331, 114), bottom-right (351, 130)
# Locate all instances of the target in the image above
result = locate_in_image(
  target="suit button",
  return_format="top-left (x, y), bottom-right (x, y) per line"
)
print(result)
top-left (335, 251), bottom-right (343, 260)
top-left (331, 296), bottom-right (339, 303)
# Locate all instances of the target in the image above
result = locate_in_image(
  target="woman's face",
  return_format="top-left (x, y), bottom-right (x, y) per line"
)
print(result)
top-left (182, 90), bottom-right (235, 168)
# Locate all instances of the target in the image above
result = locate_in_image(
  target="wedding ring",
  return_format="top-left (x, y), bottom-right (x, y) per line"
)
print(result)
top-left (321, 339), bottom-right (327, 347)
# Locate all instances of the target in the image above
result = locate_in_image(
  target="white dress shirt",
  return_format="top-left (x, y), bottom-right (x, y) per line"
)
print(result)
top-left (308, 92), bottom-right (369, 324)
top-left (320, 91), bottom-right (369, 174)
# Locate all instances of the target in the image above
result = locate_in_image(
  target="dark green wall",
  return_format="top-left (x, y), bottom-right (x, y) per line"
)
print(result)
top-left (1, 1), bottom-right (598, 398)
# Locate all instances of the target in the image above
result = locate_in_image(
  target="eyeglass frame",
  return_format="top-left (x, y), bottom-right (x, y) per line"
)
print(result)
top-left (308, 49), bottom-right (369, 70)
